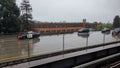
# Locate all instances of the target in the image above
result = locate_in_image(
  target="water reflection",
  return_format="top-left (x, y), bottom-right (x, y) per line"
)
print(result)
top-left (77, 33), bottom-right (89, 51)
top-left (0, 36), bottom-right (40, 61)
top-left (77, 33), bottom-right (90, 38)
top-left (18, 38), bottom-right (40, 49)
top-left (0, 31), bottom-right (118, 62)
top-left (101, 31), bottom-right (111, 35)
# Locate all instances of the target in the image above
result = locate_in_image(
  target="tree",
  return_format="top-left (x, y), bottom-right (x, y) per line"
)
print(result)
top-left (20, 0), bottom-right (32, 31)
top-left (113, 15), bottom-right (120, 28)
top-left (0, 0), bottom-right (20, 33)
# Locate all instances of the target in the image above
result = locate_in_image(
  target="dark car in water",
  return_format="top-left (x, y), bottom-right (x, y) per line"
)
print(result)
top-left (101, 28), bottom-right (110, 34)
top-left (112, 28), bottom-right (120, 36)
top-left (17, 31), bottom-right (40, 39)
top-left (78, 28), bottom-right (89, 33)
top-left (78, 28), bottom-right (89, 36)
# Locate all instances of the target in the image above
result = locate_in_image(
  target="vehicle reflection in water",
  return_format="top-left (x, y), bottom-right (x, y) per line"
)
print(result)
top-left (77, 33), bottom-right (90, 38)
top-left (18, 38), bottom-right (40, 49)
top-left (101, 31), bottom-right (111, 35)
top-left (77, 33), bottom-right (89, 51)
top-left (0, 31), bottom-right (118, 62)
top-left (18, 38), bottom-right (40, 57)
top-left (0, 36), bottom-right (40, 61)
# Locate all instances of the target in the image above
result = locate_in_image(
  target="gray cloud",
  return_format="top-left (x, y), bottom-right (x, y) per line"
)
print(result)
top-left (17, 0), bottom-right (120, 23)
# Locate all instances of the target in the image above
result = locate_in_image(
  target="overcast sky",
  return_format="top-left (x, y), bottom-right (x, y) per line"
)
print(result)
top-left (16, 0), bottom-right (120, 23)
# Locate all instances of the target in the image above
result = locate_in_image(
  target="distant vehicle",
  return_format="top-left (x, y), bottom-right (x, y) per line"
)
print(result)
top-left (101, 28), bottom-right (110, 33)
top-left (78, 28), bottom-right (89, 36)
top-left (17, 31), bottom-right (40, 39)
top-left (78, 28), bottom-right (89, 33)
top-left (112, 28), bottom-right (120, 36)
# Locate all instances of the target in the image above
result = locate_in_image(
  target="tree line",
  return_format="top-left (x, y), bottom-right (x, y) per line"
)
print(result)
top-left (0, 0), bottom-right (119, 34)
top-left (113, 15), bottom-right (120, 28)
top-left (0, 0), bottom-right (32, 34)
top-left (0, 0), bottom-right (20, 34)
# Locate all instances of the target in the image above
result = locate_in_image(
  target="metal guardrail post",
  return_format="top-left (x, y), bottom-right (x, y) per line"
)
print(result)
top-left (63, 34), bottom-right (65, 56)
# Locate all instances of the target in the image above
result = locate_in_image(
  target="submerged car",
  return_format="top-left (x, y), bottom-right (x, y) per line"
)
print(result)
top-left (78, 28), bottom-right (90, 36)
top-left (78, 28), bottom-right (89, 33)
top-left (17, 31), bottom-right (40, 39)
top-left (112, 28), bottom-right (120, 36)
top-left (101, 28), bottom-right (110, 34)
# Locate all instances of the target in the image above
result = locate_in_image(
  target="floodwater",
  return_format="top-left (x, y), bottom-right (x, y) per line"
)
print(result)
top-left (0, 31), bottom-right (119, 63)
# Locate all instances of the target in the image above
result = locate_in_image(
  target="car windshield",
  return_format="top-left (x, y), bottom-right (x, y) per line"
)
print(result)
top-left (103, 28), bottom-right (109, 30)
top-left (115, 28), bottom-right (120, 31)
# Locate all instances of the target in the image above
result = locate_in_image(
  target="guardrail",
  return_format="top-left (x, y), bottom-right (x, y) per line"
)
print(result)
top-left (32, 44), bottom-right (120, 68)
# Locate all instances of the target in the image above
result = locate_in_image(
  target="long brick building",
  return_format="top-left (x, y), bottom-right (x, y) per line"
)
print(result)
top-left (33, 21), bottom-right (95, 34)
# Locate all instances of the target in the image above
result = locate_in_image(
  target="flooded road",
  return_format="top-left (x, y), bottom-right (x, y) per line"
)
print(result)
top-left (0, 31), bottom-right (119, 62)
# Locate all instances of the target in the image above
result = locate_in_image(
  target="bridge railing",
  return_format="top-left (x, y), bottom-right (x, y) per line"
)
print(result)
top-left (0, 31), bottom-right (120, 67)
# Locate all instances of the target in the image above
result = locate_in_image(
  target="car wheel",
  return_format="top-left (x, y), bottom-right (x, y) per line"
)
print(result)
top-left (118, 32), bottom-right (120, 36)
top-left (112, 32), bottom-right (116, 36)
